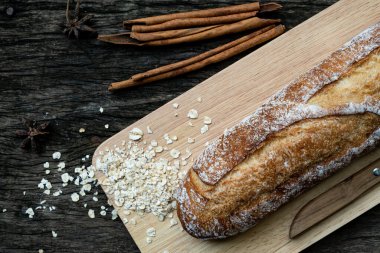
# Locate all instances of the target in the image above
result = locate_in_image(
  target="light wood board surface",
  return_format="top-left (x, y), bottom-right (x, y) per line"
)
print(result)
top-left (93, 0), bottom-right (380, 252)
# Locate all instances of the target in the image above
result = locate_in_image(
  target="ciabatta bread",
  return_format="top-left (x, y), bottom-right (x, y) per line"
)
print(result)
top-left (177, 22), bottom-right (380, 239)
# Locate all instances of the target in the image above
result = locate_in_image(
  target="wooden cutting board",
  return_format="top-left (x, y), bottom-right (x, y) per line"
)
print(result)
top-left (93, 0), bottom-right (380, 252)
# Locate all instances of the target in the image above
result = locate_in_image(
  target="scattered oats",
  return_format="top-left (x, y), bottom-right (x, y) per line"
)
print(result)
top-left (39, 249), bottom-right (44, 253)
top-left (43, 162), bottom-right (49, 168)
top-left (187, 137), bottom-right (195, 143)
top-left (3, 209), bottom-right (6, 212)
top-left (170, 149), bottom-right (180, 159)
top-left (62, 183), bottom-right (68, 187)
top-left (71, 193), bottom-right (80, 202)
top-left (187, 109), bottom-right (198, 119)
top-left (25, 208), bottom-right (34, 218)
top-left (104, 124), bottom-right (109, 129)
top-left (43, 189), bottom-right (50, 195)
top-left (174, 112), bottom-right (178, 117)
top-left (111, 209), bottom-right (118, 220)
top-left (147, 125), bottom-right (153, 134)
top-left (101, 206), bottom-right (105, 210)
top-left (93, 196), bottom-right (98, 202)
top-left (53, 190), bottom-right (61, 196)
top-left (158, 214), bottom-right (165, 222)
top-left (204, 141), bottom-right (209, 146)
top-left (197, 96), bottom-right (202, 102)
top-left (171, 135), bottom-right (178, 141)
top-left (163, 250), bottom-right (169, 253)
top-left (99, 107), bottom-right (104, 113)
top-left (170, 218), bottom-right (178, 227)
top-left (182, 148), bottom-right (192, 160)
top-left (201, 125), bottom-right (209, 134)
top-left (146, 227), bottom-right (156, 237)
top-left (151, 140), bottom-right (158, 147)
top-left (52, 231), bottom-right (57, 237)
top-left (88, 209), bottom-right (95, 218)
top-left (52, 152), bottom-right (61, 160)
top-left (129, 127), bottom-right (143, 141)
top-left (79, 128), bottom-right (86, 133)
top-left (163, 133), bottom-right (173, 144)
top-left (204, 116), bottom-right (212, 125)
top-left (45, 181), bottom-right (52, 189)
top-left (79, 190), bottom-right (85, 196)
top-left (130, 218), bottom-right (136, 225)
top-left (94, 191), bottom-right (98, 196)
top-left (40, 200), bottom-right (46, 204)
top-left (146, 237), bottom-right (152, 244)
top-left (100, 210), bottom-right (106, 216)
top-left (82, 184), bottom-right (91, 192)
top-left (122, 217), bottom-right (128, 224)
top-left (123, 210), bottom-right (131, 215)
top-left (167, 213), bottom-right (173, 218)
top-left (86, 155), bottom-right (90, 159)
top-left (61, 173), bottom-right (70, 183)
top-left (57, 162), bottom-right (65, 171)
top-left (45, 170), bottom-right (50, 174)
top-left (114, 197), bottom-right (124, 207)
top-left (172, 103), bottom-right (179, 109)
top-left (84, 203), bottom-right (87, 208)
top-left (179, 171), bottom-right (187, 180)
top-left (23, 191), bottom-right (26, 195)
top-left (38, 178), bottom-right (48, 189)
top-left (188, 121), bottom-right (194, 127)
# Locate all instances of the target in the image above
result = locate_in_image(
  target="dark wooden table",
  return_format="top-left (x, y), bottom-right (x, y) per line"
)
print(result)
top-left (0, 0), bottom-right (379, 252)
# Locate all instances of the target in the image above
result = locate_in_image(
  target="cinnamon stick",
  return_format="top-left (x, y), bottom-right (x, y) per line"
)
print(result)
top-left (109, 25), bottom-right (285, 91)
top-left (124, 2), bottom-right (260, 26)
top-left (131, 11), bottom-right (258, 33)
top-left (132, 25), bottom-right (276, 81)
top-left (130, 25), bottom-right (221, 42)
top-left (97, 32), bottom-right (139, 45)
top-left (132, 11), bottom-right (257, 33)
top-left (99, 17), bottom-right (280, 46)
top-left (259, 2), bottom-right (283, 13)
top-left (143, 17), bottom-right (280, 46)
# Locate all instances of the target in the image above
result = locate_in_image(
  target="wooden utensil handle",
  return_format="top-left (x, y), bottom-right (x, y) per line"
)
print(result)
top-left (289, 158), bottom-right (380, 239)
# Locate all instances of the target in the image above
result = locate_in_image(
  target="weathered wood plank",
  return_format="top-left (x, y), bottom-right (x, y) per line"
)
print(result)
top-left (0, 0), bottom-right (378, 252)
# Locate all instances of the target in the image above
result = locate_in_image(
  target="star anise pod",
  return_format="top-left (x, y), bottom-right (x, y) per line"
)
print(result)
top-left (16, 118), bottom-right (51, 152)
top-left (63, 0), bottom-right (97, 39)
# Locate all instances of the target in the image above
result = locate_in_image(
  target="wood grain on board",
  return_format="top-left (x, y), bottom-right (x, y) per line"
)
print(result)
top-left (92, 0), bottom-right (380, 252)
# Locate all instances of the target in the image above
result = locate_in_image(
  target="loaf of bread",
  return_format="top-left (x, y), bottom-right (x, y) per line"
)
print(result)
top-left (177, 22), bottom-right (380, 239)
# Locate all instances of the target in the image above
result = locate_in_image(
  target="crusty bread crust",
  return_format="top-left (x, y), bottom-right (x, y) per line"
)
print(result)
top-left (177, 22), bottom-right (380, 239)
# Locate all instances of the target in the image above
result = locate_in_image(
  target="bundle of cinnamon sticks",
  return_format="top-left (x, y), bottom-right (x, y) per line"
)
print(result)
top-left (99, 2), bottom-right (285, 91)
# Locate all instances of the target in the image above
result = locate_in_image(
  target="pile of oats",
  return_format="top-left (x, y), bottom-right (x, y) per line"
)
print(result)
top-left (94, 98), bottom-right (213, 228)
top-left (95, 137), bottom-right (184, 221)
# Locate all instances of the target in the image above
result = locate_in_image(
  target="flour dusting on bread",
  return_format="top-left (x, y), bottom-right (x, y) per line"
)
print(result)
top-left (177, 22), bottom-right (380, 239)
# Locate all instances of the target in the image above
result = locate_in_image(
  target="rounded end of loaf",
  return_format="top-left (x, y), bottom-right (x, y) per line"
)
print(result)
top-left (176, 170), bottom-right (239, 240)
